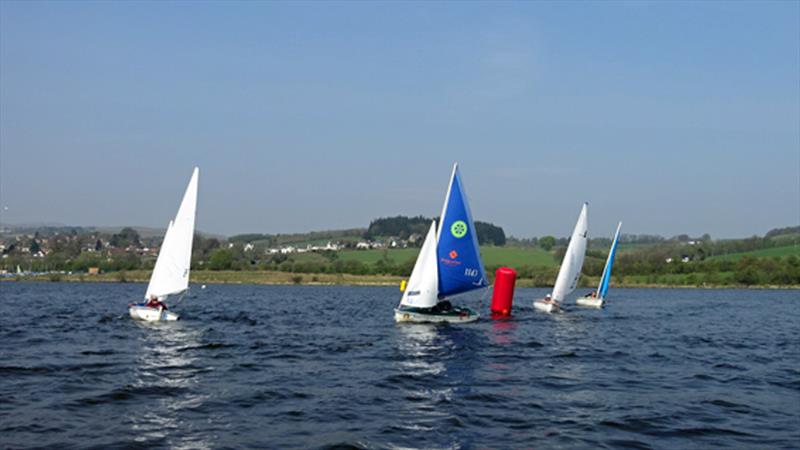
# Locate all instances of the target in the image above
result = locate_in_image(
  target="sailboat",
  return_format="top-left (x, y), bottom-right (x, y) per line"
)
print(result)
top-left (534, 202), bottom-right (588, 313)
top-left (129, 167), bottom-right (199, 322)
top-left (577, 221), bottom-right (622, 308)
top-left (394, 163), bottom-right (488, 323)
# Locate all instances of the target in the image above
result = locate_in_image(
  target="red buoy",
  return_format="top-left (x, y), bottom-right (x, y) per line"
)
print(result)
top-left (490, 267), bottom-right (516, 317)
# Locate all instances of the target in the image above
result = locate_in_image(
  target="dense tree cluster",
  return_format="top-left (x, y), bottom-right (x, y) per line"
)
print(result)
top-left (364, 215), bottom-right (506, 246)
top-left (364, 216), bottom-right (432, 240)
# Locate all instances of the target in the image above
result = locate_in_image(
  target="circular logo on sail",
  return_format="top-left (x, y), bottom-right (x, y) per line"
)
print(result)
top-left (450, 220), bottom-right (468, 238)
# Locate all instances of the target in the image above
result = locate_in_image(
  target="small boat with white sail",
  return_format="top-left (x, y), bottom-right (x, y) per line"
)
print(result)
top-left (534, 203), bottom-right (588, 313)
top-left (577, 221), bottom-right (622, 308)
top-left (394, 163), bottom-right (488, 324)
top-left (129, 167), bottom-right (199, 322)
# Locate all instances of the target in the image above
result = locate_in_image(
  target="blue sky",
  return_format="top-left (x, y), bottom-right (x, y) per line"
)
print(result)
top-left (1, 1), bottom-right (798, 238)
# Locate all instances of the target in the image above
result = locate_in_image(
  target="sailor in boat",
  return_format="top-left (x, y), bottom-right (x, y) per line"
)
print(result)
top-left (430, 300), bottom-right (453, 313)
top-left (542, 293), bottom-right (560, 308)
top-left (583, 291), bottom-right (597, 299)
top-left (145, 295), bottom-right (167, 310)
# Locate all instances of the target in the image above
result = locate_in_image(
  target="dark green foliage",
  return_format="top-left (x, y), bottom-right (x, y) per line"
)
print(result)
top-left (365, 216), bottom-right (432, 240)
top-left (110, 227), bottom-right (141, 248)
top-left (539, 236), bottom-right (556, 251)
top-left (765, 226), bottom-right (800, 238)
top-left (208, 249), bottom-right (235, 270)
top-left (474, 221), bottom-right (506, 246)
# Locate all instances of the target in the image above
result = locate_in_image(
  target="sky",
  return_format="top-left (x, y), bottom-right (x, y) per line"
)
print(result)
top-left (1, 1), bottom-right (798, 239)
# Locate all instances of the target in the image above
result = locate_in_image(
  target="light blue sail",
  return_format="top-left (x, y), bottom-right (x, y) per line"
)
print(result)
top-left (598, 222), bottom-right (622, 299)
top-left (436, 164), bottom-right (488, 298)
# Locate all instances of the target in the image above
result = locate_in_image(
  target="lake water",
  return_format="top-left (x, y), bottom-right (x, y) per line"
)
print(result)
top-left (0, 282), bottom-right (798, 449)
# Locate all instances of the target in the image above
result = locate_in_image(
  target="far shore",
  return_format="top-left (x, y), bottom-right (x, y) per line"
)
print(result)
top-left (1, 270), bottom-right (798, 290)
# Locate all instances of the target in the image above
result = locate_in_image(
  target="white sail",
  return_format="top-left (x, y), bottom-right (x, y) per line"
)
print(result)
top-left (145, 167), bottom-right (199, 300)
top-left (551, 203), bottom-right (588, 302)
top-left (399, 221), bottom-right (439, 309)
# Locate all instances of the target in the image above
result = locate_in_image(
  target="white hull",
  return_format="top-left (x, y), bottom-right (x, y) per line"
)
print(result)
top-left (129, 305), bottom-right (180, 322)
top-left (533, 299), bottom-right (561, 313)
top-left (394, 308), bottom-right (479, 324)
top-left (576, 297), bottom-right (604, 308)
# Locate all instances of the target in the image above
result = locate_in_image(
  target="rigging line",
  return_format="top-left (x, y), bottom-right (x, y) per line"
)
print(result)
top-left (478, 284), bottom-right (493, 310)
top-left (173, 288), bottom-right (190, 306)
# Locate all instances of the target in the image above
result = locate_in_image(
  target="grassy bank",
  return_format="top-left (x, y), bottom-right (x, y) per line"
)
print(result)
top-left (9, 270), bottom-right (404, 286)
top-left (6, 270), bottom-right (798, 289)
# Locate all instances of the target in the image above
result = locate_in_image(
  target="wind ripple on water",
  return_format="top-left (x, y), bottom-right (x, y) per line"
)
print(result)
top-left (0, 283), bottom-right (798, 449)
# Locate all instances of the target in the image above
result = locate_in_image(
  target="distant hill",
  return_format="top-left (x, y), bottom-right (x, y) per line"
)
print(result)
top-left (0, 223), bottom-right (223, 239)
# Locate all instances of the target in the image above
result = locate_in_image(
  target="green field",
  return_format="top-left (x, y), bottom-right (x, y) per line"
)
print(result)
top-left (288, 246), bottom-right (555, 268)
top-left (707, 245), bottom-right (800, 261)
top-left (480, 246), bottom-right (556, 267)
top-left (289, 248), bottom-right (419, 265)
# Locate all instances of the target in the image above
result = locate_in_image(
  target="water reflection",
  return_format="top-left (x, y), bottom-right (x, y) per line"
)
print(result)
top-left (543, 309), bottom-right (604, 427)
top-left (392, 324), bottom-right (454, 435)
top-left (391, 323), bottom-right (482, 446)
top-left (489, 318), bottom-right (517, 346)
top-left (130, 322), bottom-right (212, 450)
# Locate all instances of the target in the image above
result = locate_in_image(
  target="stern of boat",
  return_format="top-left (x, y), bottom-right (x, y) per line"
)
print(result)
top-left (394, 307), bottom-right (479, 324)
top-left (575, 297), bottom-right (604, 308)
top-left (129, 305), bottom-right (180, 322)
top-left (533, 299), bottom-right (560, 313)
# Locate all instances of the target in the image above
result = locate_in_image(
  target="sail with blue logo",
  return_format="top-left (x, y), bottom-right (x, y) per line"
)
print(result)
top-left (436, 163), bottom-right (488, 298)
top-left (597, 222), bottom-right (622, 300)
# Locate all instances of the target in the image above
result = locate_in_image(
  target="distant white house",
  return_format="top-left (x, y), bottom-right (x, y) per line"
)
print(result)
top-left (356, 242), bottom-right (371, 250)
top-left (244, 243), bottom-right (255, 252)
top-left (310, 241), bottom-right (340, 252)
top-left (279, 246), bottom-right (296, 254)
top-left (665, 257), bottom-right (674, 263)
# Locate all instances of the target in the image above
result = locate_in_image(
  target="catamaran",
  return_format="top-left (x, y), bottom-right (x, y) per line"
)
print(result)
top-left (129, 167), bottom-right (199, 322)
top-left (534, 202), bottom-right (588, 313)
top-left (394, 163), bottom-right (488, 323)
top-left (577, 221), bottom-right (622, 308)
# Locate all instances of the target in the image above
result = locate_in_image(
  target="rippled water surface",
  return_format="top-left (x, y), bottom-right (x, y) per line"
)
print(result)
top-left (1, 282), bottom-right (798, 449)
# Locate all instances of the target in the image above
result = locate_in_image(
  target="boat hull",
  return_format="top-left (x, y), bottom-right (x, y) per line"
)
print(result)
top-left (129, 305), bottom-right (180, 322)
top-left (394, 306), bottom-right (479, 324)
top-left (533, 299), bottom-right (561, 313)
top-left (576, 297), bottom-right (604, 308)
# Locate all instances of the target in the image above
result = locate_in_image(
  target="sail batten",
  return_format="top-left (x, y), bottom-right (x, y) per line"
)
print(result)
top-left (551, 203), bottom-right (588, 302)
top-left (145, 167), bottom-right (199, 300)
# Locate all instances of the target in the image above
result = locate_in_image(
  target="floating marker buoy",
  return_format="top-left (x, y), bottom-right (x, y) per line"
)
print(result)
top-left (490, 267), bottom-right (516, 317)
top-left (201, 285), bottom-right (207, 289)
top-left (400, 279), bottom-right (407, 292)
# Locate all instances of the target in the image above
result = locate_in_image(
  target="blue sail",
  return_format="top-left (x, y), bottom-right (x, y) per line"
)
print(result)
top-left (598, 222), bottom-right (622, 299)
top-left (436, 164), bottom-right (488, 298)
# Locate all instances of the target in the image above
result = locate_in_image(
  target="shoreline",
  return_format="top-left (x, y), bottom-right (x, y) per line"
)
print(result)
top-left (2, 270), bottom-right (798, 290)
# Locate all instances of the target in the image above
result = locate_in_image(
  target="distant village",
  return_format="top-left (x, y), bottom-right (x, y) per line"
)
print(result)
top-left (0, 224), bottom-right (424, 275)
